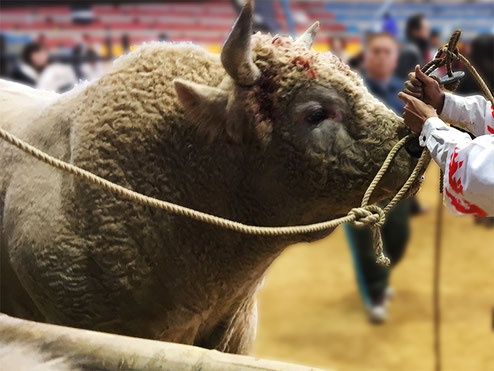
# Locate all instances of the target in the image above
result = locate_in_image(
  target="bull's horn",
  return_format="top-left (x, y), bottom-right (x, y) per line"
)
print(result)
top-left (221, 0), bottom-right (261, 86)
top-left (295, 21), bottom-right (320, 49)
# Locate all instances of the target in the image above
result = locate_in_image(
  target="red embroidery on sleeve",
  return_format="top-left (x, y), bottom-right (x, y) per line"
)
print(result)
top-left (489, 105), bottom-right (494, 133)
top-left (446, 146), bottom-right (487, 217)
top-left (445, 189), bottom-right (488, 217)
top-left (448, 147), bottom-right (464, 194)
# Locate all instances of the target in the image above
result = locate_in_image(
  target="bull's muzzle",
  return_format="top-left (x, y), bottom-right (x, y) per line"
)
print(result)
top-left (404, 135), bottom-right (424, 158)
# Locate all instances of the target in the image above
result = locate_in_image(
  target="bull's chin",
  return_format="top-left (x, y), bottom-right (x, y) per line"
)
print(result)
top-left (406, 173), bottom-right (426, 198)
top-left (370, 176), bottom-right (424, 206)
top-left (387, 149), bottom-right (429, 201)
top-left (375, 147), bottom-right (430, 204)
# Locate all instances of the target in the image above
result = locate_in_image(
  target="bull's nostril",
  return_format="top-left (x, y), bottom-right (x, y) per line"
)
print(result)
top-left (404, 136), bottom-right (424, 158)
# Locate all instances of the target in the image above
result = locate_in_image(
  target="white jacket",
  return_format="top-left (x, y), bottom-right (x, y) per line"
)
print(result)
top-left (419, 93), bottom-right (494, 217)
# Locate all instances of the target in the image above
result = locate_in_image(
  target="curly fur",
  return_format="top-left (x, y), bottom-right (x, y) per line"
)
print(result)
top-left (0, 32), bottom-right (423, 355)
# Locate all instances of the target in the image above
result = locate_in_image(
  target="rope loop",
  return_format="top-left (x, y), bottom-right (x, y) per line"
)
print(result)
top-left (349, 205), bottom-right (385, 228)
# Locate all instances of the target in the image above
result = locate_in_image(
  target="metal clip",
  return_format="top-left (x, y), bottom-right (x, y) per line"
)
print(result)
top-left (438, 71), bottom-right (465, 86)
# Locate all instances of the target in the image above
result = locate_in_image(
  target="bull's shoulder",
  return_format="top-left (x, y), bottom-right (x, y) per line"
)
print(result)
top-left (0, 79), bottom-right (59, 101)
top-left (0, 79), bottom-right (76, 190)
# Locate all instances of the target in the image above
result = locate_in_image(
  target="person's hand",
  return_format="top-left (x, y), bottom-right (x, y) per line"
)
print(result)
top-left (398, 92), bottom-right (438, 134)
top-left (403, 65), bottom-right (445, 113)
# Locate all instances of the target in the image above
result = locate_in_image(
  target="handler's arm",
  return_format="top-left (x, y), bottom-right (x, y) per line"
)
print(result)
top-left (420, 117), bottom-right (494, 216)
top-left (403, 66), bottom-right (494, 137)
top-left (440, 93), bottom-right (494, 137)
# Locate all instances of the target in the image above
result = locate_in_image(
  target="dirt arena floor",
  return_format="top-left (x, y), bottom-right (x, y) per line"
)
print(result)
top-left (253, 165), bottom-right (494, 371)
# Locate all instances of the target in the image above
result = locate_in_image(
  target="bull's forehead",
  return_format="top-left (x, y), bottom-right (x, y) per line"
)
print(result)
top-left (251, 33), bottom-right (364, 96)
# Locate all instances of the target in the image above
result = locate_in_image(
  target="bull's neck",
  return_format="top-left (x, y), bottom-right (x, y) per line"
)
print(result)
top-left (69, 115), bottom-right (330, 304)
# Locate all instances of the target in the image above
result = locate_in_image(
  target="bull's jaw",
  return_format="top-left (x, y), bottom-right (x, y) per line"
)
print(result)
top-left (361, 108), bottom-right (429, 204)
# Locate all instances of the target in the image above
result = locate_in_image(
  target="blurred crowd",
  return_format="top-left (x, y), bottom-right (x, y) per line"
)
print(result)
top-left (1, 15), bottom-right (492, 95)
top-left (1, 2), bottom-right (492, 95)
top-left (0, 33), bottom-right (110, 92)
top-left (347, 14), bottom-right (494, 96)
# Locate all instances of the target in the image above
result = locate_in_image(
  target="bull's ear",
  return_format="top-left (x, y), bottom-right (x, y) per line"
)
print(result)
top-left (174, 79), bottom-right (230, 140)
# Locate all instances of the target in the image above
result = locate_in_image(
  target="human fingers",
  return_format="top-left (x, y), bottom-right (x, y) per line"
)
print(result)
top-left (407, 71), bottom-right (422, 88)
top-left (398, 91), bottom-right (417, 104)
top-left (414, 65), bottom-right (436, 86)
top-left (404, 81), bottom-right (422, 97)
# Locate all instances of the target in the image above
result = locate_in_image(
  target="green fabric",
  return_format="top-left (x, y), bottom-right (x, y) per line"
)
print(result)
top-left (346, 198), bottom-right (412, 304)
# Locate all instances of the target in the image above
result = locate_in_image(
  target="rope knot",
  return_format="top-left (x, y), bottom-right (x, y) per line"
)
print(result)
top-left (349, 205), bottom-right (385, 228)
top-left (349, 205), bottom-right (390, 266)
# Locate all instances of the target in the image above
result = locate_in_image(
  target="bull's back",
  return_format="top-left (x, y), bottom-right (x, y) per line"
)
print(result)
top-left (0, 80), bottom-right (59, 132)
top-left (0, 79), bottom-right (62, 206)
top-left (0, 80), bottom-right (71, 322)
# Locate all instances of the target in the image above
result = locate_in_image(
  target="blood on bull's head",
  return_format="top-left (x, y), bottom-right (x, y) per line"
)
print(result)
top-left (174, 0), bottom-right (425, 221)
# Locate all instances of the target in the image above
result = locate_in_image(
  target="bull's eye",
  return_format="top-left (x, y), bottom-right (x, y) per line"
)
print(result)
top-left (306, 109), bottom-right (328, 125)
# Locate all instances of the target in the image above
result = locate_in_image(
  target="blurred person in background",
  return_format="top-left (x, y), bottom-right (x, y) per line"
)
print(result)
top-left (396, 13), bottom-right (430, 79)
top-left (344, 32), bottom-right (412, 324)
top-left (72, 34), bottom-right (104, 82)
top-left (428, 29), bottom-right (442, 60)
top-left (361, 32), bottom-right (403, 112)
top-left (0, 35), bottom-right (6, 77)
top-left (329, 37), bottom-right (348, 64)
top-left (104, 33), bottom-right (113, 61)
top-left (121, 34), bottom-right (131, 54)
top-left (382, 12), bottom-right (399, 39)
top-left (347, 50), bottom-right (364, 71)
top-left (230, 0), bottom-right (279, 33)
top-left (457, 34), bottom-right (494, 95)
top-left (11, 42), bottom-right (49, 86)
top-left (396, 13), bottom-right (431, 216)
top-left (10, 42), bottom-right (77, 93)
top-left (37, 60), bottom-right (77, 93)
top-left (78, 49), bottom-right (104, 81)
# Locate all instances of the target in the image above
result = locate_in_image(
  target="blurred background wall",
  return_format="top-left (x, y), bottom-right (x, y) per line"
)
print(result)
top-left (1, 1), bottom-right (493, 86)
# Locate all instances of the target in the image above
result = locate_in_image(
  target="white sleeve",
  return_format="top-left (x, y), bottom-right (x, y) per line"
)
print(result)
top-left (440, 93), bottom-right (494, 137)
top-left (419, 117), bottom-right (494, 217)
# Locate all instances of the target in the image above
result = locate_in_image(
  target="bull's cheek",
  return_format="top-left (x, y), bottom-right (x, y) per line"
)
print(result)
top-left (308, 123), bottom-right (353, 155)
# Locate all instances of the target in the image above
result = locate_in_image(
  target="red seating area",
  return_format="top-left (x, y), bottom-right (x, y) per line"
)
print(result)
top-left (0, 1), bottom-right (345, 48)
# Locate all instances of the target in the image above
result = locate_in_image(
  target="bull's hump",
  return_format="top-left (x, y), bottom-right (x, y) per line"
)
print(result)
top-left (0, 79), bottom-right (59, 133)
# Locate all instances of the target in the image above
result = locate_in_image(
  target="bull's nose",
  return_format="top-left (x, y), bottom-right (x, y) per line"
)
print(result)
top-left (404, 135), bottom-right (424, 158)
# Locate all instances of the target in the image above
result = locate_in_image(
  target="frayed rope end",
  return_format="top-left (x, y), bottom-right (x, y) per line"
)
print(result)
top-left (376, 254), bottom-right (391, 266)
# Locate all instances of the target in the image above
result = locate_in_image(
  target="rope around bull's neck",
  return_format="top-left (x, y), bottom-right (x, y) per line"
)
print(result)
top-left (0, 122), bottom-right (428, 265)
top-left (12, 33), bottom-right (481, 268)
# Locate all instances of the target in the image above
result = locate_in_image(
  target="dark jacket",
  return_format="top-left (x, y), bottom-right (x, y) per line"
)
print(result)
top-left (396, 41), bottom-right (424, 80)
top-left (10, 63), bottom-right (38, 86)
top-left (363, 74), bottom-right (405, 115)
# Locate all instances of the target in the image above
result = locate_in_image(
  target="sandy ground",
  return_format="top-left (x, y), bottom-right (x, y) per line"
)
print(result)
top-left (253, 165), bottom-right (494, 371)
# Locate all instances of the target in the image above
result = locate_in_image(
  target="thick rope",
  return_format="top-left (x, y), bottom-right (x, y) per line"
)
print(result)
top-left (423, 29), bottom-right (494, 107)
top-left (0, 122), bottom-right (426, 264)
top-left (359, 136), bottom-right (430, 265)
top-left (433, 172), bottom-right (444, 371)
